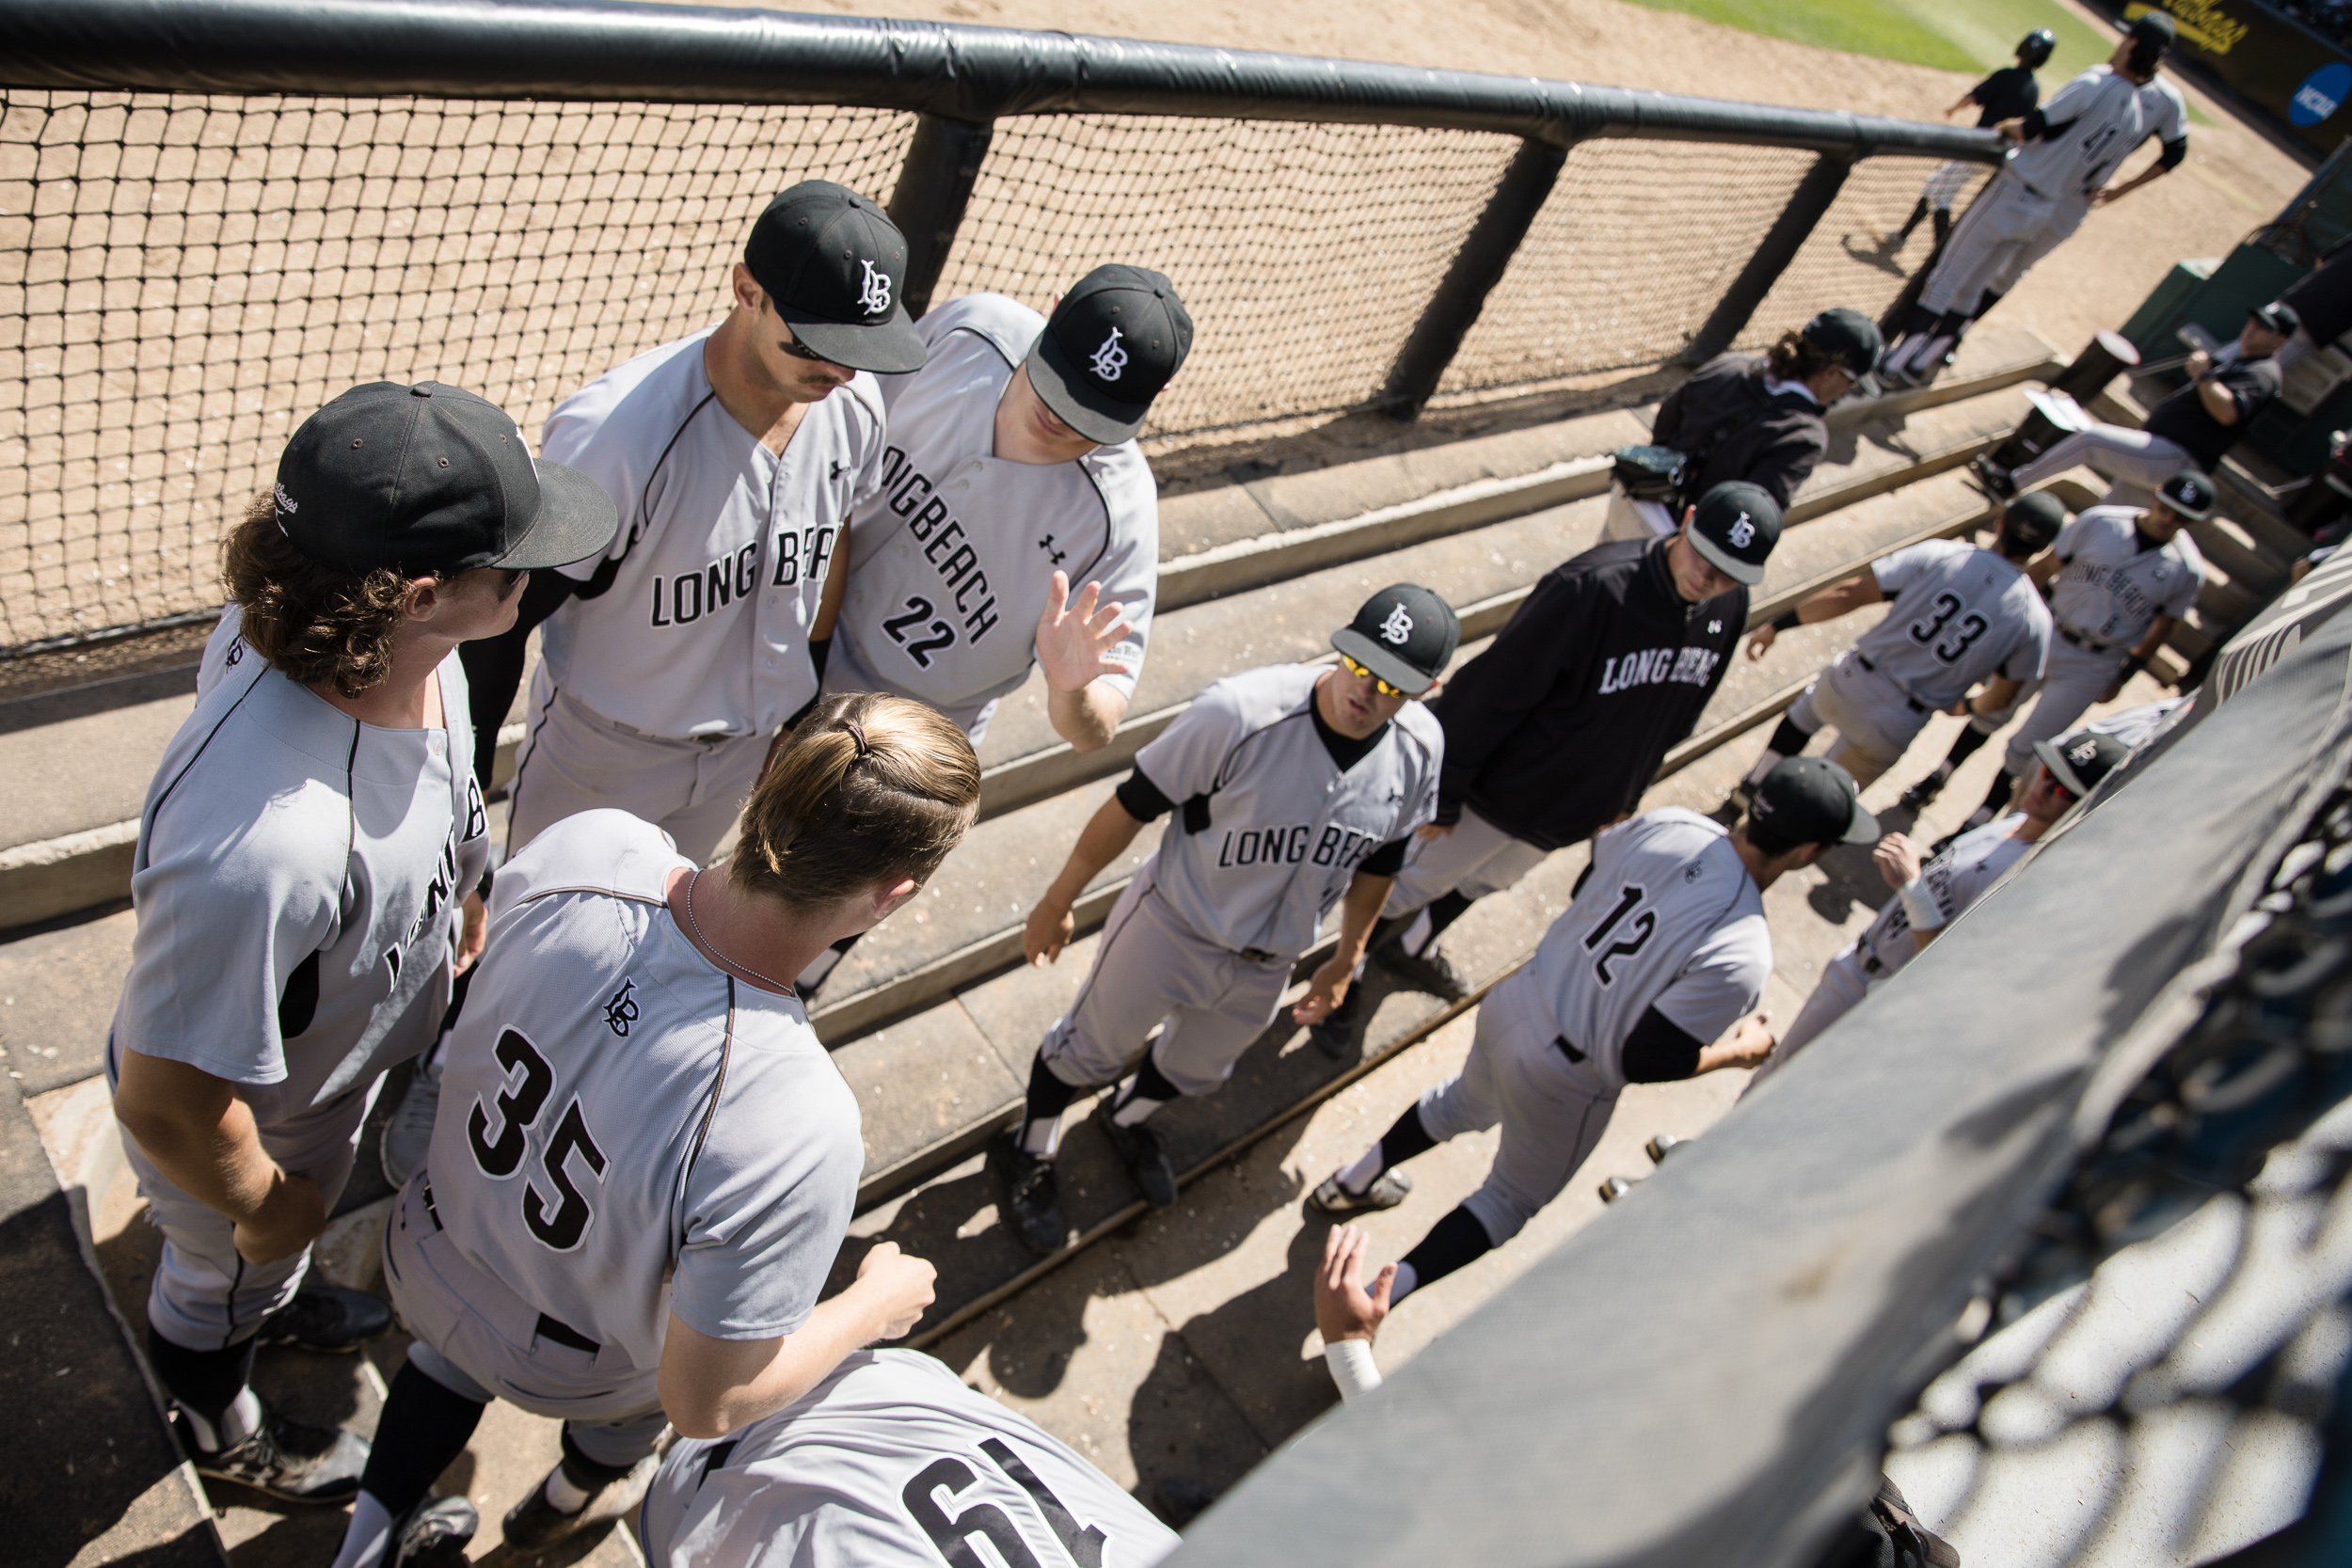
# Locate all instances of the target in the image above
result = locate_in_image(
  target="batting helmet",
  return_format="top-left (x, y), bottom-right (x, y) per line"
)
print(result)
top-left (2017, 28), bottom-right (2057, 69)
top-left (2000, 491), bottom-right (2066, 556)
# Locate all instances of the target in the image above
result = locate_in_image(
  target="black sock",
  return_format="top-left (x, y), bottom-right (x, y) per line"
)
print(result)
top-left (1931, 207), bottom-right (1951, 247)
top-left (1120, 1053), bottom-right (1182, 1109)
top-left (1765, 715), bottom-right (1813, 758)
top-left (146, 1327), bottom-right (256, 1446)
top-left (1978, 769), bottom-right (2019, 820)
top-left (1365, 911), bottom-right (1417, 954)
top-left (1399, 1205), bottom-right (1495, 1293)
top-left (1018, 1053), bottom-right (1080, 1158)
top-left (1943, 724), bottom-right (1992, 771)
top-left (356, 1361), bottom-right (487, 1518)
top-left (1375, 1102), bottom-right (1439, 1171)
top-left (557, 1425), bottom-right (644, 1490)
top-left (1419, 891), bottom-right (1474, 949)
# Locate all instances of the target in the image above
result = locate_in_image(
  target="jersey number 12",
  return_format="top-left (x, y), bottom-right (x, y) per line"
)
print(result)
top-left (467, 1028), bottom-right (609, 1252)
top-left (1582, 883), bottom-right (1655, 986)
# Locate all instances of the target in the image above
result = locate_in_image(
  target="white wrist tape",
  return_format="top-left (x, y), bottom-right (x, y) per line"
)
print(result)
top-left (1324, 1338), bottom-right (1384, 1402)
top-left (1899, 876), bottom-right (1947, 932)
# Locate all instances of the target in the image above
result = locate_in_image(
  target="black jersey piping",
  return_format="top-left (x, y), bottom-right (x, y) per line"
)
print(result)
top-left (137, 647), bottom-right (270, 873)
top-left (684, 977), bottom-right (739, 1179)
top-left (572, 388), bottom-right (721, 602)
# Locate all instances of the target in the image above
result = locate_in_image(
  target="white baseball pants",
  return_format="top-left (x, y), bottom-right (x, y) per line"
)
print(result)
top-left (1380, 804), bottom-right (1551, 922)
top-left (1418, 965), bottom-right (1619, 1246)
top-left (2008, 423), bottom-right (2194, 507)
top-left (1919, 171), bottom-right (2080, 317)
top-left (1037, 858), bottom-right (1296, 1099)
top-left (507, 674), bottom-right (770, 863)
top-left (1995, 635), bottom-right (2125, 779)
top-left (1787, 656), bottom-right (1933, 788)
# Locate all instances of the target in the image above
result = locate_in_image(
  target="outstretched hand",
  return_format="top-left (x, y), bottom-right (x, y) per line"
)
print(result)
top-left (1292, 952), bottom-right (1354, 1024)
top-left (1035, 571), bottom-right (1135, 695)
top-left (1873, 832), bottom-right (1925, 892)
top-left (1314, 1225), bottom-right (1394, 1347)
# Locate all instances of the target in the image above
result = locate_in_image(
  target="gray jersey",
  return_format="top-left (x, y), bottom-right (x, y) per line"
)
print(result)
top-left (643, 1349), bottom-right (1179, 1568)
top-left (1852, 540), bottom-right (2051, 707)
top-left (2049, 505), bottom-right (2203, 650)
top-left (830, 293), bottom-right (1157, 738)
top-left (537, 328), bottom-right (889, 738)
top-left (1527, 808), bottom-right (1771, 1090)
top-left (2008, 64), bottom-right (2187, 202)
top-left (1133, 664), bottom-right (1443, 956)
top-left (1856, 814), bottom-right (2035, 974)
top-left (112, 626), bottom-right (489, 1132)
top-left (2088, 695), bottom-right (2185, 751)
top-left (425, 811), bottom-right (862, 1373)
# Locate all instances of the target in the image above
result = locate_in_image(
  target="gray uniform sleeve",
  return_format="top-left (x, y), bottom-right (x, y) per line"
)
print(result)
top-left (540, 391), bottom-right (641, 585)
top-left (2162, 550), bottom-right (2204, 620)
top-left (670, 1056), bottom-right (865, 1340)
top-left (114, 806), bottom-right (341, 1085)
top-left (2002, 605), bottom-right (2054, 683)
top-left (1648, 914), bottom-right (1771, 1045)
top-left (1132, 678), bottom-right (1254, 803)
top-left (1870, 542), bottom-right (1940, 596)
top-left (1073, 454), bottom-right (1159, 702)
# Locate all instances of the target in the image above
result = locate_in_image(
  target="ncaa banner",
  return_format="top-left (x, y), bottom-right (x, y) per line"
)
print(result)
top-left (2122, 0), bottom-right (2352, 157)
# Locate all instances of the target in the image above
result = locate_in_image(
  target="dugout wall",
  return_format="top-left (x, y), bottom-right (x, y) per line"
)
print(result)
top-left (0, 0), bottom-right (2002, 656)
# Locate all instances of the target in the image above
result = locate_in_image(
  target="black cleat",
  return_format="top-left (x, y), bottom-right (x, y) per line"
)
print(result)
top-left (1899, 769), bottom-right (1950, 812)
top-left (1597, 1175), bottom-right (1638, 1205)
top-left (1645, 1133), bottom-right (1686, 1166)
top-left (1307, 1017), bottom-right (1361, 1060)
top-left (394, 1495), bottom-right (478, 1568)
top-left (181, 1400), bottom-right (369, 1506)
top-left (1098, 1105), bottom-right (1179, 1210)
top-left (502, 1455), bottom-right (657, 1550)
top-left (255, 1282), bottom-right (393, 1354)
top-left (1968, 453), bottom-right (2016, 500)
top-left (991, 1136), bottom-right (1070, 1257)
top-left (1307, 1168), bottom-right (1412, 1217)
top-left (1374, 944), bottom-right (1470, 1002)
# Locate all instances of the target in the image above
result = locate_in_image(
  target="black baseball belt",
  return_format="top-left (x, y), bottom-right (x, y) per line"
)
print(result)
top-left (1554, 1035), bottom-right (1587, 1063)
top-left (2057, 626), bottom-right (2116, 655)
top-left (1854, 655), bottom-right (1931, 715)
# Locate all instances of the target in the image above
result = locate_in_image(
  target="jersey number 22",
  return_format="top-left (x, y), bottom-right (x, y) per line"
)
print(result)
top-left (467, 1028), bottom-right (609, 1252)
top-left (882, 595), bottom-right (959, 668)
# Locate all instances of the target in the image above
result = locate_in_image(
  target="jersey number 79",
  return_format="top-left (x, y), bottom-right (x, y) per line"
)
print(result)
top-left (467, 1027), bottom-right (609, 1252)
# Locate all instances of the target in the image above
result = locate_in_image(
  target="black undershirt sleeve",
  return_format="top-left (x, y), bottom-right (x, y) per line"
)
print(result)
top-left (2158, 136), bottom-right (2187, 171)
top-left (1114, 768), bottom-right (1175, 823)
top-left (1619, 1006), bottom-right (1707, 1083)
top-left (1359, 835), bottom-right (1411, 878)
top-left (460, 569), bottom-right (579, 794)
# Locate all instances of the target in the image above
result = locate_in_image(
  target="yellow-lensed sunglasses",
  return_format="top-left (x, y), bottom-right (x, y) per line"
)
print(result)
top-left (1338, 654), bottom-right (1408, 699)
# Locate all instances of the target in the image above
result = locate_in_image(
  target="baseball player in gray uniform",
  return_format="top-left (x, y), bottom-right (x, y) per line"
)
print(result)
top-left (1749, 728), bottom-right (2125, 1089)
top-left (462, 180), bottom-right (922, 866)
top-left (1724, 492), bottom-right (2060, 808)
top-left (106, 382), bottom-right (615, 1507)
top-left (326, 696), bottom-right (973, 1568)
top-left (641, 1348), bottom-right (1180, 1568)
top-left (1882, 14), bottom-right (2186, 388)
top-left (993, 584), bottom-right (1454, 1256)
top-left (828, 269), bottom-right (1193, 750)
top-left (1911, 470), bottom-right (2206, 829)
top-left (1307, 758), bottom-right (1876, 1301)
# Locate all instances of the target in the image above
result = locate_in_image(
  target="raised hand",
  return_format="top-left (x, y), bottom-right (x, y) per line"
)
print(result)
top-left (1034, 571), bottom-right (1135, 695)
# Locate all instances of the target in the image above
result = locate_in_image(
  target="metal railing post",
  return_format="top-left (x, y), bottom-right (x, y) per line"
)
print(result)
top-left (887, 112), bottom-right (995, 318)
top-left (1377, 136), bottom-right (1571, 420)
top-left (1682, 150), bottom-right (1854, 365)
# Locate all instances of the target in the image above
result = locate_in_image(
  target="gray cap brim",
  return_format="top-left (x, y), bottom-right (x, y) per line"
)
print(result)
top-left (1330, 627), bottom-right (1438, 697)
top-left (1027, 329), bottom-right (1154, 446)
top-left (2031, 737), bottom-right (2094, 798)
top-left (1689, 528), bottom-right (1767, 586)
top-left (491, 458), bottom-right (620, 571)
top-left (776, 298), bottom-right (929, 375)
top-left (1839, 799), bottom-right (1883, 844)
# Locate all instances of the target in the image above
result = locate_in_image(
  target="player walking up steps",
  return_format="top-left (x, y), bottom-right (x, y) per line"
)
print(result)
top-left (106, 382), bottom-right (617, 1506)
top-left (1884, 31), bottom-right (2051, 258)
top-left (1310, 483), bottom-right (1781, 1057)
top-left (462, 180), bottom-right (923, 866)
top-left (641, 1349), bottom-right (1180, 1568)
top-left (1723, 491), bottom-right (2059, 808)
top-left (326, 695), bottom-right (973, 1568)
top-left (1883, 14), bottom-right (2186, 388)
top-left (1307, 759), bottom-right (1878, 1301)
top-left (994, 585), bottom-right (1455, 1256)
top-left (827, 268), bottom-right (1193, 752)
top-left (1909, 470), bottom-right (2206, 827)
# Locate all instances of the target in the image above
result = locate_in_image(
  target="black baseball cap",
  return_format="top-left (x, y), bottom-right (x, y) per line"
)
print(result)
top-left (2252, 300), bottom-right (2302, 338)
top-left (274, 382), bottom-right (618, 576)
top-left (1687, 482), bottom-right (1784, 586)
top-left (1748, 755), bottom-right (1880, 847)
top-left (1331, 583), bottom-right (1459, 698)
top-left (1803, 308), bottom-right (1884, 378)
top-left (2034, 729), bottom-right (2131, 799)
top-left (742, 181), bottom-right (926, 374)
top-left (2002, 491), bottom-right (2068, 556)
top-left (2128, 11), bottom-right (2176, 52)
top-left (1026, 265), bottom-right (1194, 445)
top-left (2158, 468), bottom-right (2216, 522)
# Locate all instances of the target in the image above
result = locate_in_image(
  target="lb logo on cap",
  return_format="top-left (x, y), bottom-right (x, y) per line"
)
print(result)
top-left (856, 259), bottom-right (892, 318)
top-left (1380, 602), bottom-right (1415, 644)
top-left (1728, 512), bottom-right (1756, 548)
top-left (2069, 738), bottom-right (2099, 766)
top-left (1089, 326), bottom-right (1128, 383)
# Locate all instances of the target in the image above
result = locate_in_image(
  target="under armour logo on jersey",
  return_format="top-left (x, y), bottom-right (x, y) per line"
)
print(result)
top-left (1039, 533), bottom-right (1066, 564)
top-left (1380, 603), bottom-right (1414, 644)
top-left (830, 460), bottom-right (848, 482)
top-left (1089, 325), bottom-right (1128, 382)
top-left (855, 259), bottom-right (892, 317)
top-left (603, 978), bottom-right (641, 1037)
top-left (1708, 620), bottom-right (1723, 635)
top-left (1727, 512), bottom-right (1755, 548)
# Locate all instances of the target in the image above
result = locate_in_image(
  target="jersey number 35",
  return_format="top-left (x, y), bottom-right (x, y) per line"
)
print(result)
top-left (467, 1028), bottom-right (609, 1252)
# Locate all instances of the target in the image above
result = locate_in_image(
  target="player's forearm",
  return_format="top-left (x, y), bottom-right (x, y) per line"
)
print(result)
top-left (2131, 617), bottom-right (2176, 661)
top-left (1799, 573), bottom-right (1883, 625)
top-left (2197, 378), bottom-right (2240, 425)
top-left (1970, 674), bottom-right (2024, 718)
top-left (1044, 798), bottom-right (1147, 907)
top-left (1330, 874), bottom-right (1394, 967)
top-left (112, 1052), bottom-right (280, 1223)
top-left (810, 530), bottom-right (850, 641)
top-left (660, 1288), bottom-right (896, 1439)
top-left (1047, 681), bottom-right (1126, 753)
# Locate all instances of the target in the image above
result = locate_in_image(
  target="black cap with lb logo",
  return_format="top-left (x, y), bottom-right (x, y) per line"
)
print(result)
top-left (1330, 582), bottom-right (1459, 698)
top-left (2033, 728), bottom-right (2131, 800)
top-left (1686, 481), bottom-right (1784, 586)
top-left (273, 381), bottom-right (618, 577)
top-left (1748, 755), bottom-right (1880, 847)
top-left (742, 180), bottom-right (927, 374)
top-left (1025, 264), bottom-right (1195, 445)
top-left (2158, 467), bottom-right (2216, 522)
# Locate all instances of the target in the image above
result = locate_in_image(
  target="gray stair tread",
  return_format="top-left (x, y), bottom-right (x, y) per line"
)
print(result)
top-left (0, 905), bottom-right (134, 1097)
top-left (1, 689), bottom-right (192, 849)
